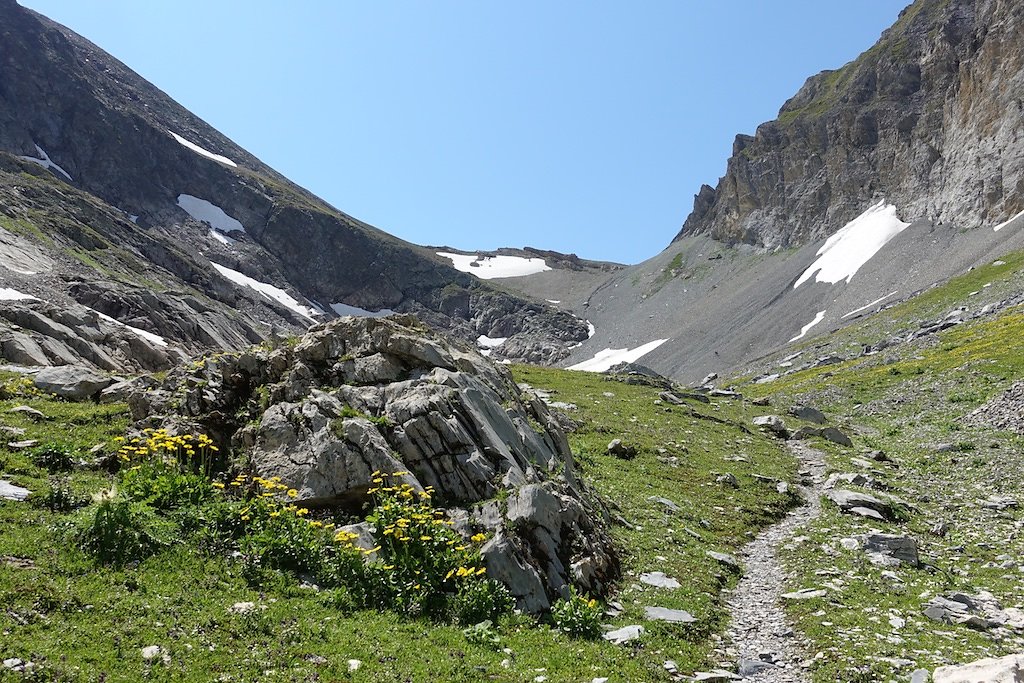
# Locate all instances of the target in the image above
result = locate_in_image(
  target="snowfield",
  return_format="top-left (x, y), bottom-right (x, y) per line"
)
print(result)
top-left (330, 303), bottom-right (395, 318)
top-left (436, 252), bottom-right (551, 279)
top-left (568, 339), bottom-right (668, 373)
top-left (794, 201), bottom-right (910, 288)
top-left (169, 131), bottom-right (238, 167)
top-left (0, 288), bottom-right (37, 301)
top-left (18, 144), bottom-right (72, 181)
top-left (91, 309), bottom-right (168, 347)
top-left (993, 208), bottom-right (1024, 232)
top-left (211, 262), bottom-right (320, 321)
top-left (177, 195), bottom-right (245, 234)
top-left (789, 310), bottom-right (826, 343)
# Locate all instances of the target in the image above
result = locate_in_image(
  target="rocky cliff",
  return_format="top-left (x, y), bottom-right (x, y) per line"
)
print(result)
top-left (674, 0), bottom-right (1024, 248)
top-left (0, 1), bottom-right (588, 371)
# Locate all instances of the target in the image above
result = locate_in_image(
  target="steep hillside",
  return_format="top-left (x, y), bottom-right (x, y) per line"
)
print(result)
top-left (0, 0), bottom-right (588, 370)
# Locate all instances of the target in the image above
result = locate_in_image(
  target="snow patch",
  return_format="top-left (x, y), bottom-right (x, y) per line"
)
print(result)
top-left (587, 321), bottom-right (596, 338)
top-left (568, 339), bottom-right (668, 373)
top-left (209, 230), bottom-right (235, 246)
top-left (546, 299), bottom-right (561, 304)
top-left (993, 208), bottom-right (1024, 232)
top-left (169, 131), bottom-right (238, 167)
top-left (794, 201), bottom-right (910, 288)
top-left (436, 251), bottom-right (551, 279)
top-left (18, 144), bottom-right (72, 181)
top-left (841, 291), bottom-right (898, 320)
top-left (212, 262), bottom-right (320, 321)
top-left (476, 334), bottom-right (507, 348)
top-left (177, 195), bottom-right (245, 234)
top-left (90, 309), bottom-right (168, 347)
top-left (330, 303), bottom-right (395, 318)
top-left (0, 288), bottom-right (37, 301)
top-left (789, 310), bottom-right (826, 343)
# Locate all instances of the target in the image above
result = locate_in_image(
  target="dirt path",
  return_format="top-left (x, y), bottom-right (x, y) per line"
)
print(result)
top-left (720, 441), bottom-right (828, 682)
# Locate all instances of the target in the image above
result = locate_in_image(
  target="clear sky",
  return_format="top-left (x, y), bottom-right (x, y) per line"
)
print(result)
top-left (20, 1), bottom-right (908, 264)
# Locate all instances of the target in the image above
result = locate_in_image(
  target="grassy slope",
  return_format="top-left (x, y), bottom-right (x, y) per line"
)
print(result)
top-left (738, 252), bottom-right (1024, 681)
top-left (0, 367), bottom-right (798, 682)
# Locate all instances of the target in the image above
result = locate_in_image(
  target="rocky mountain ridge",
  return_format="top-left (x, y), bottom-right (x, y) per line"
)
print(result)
top-left (0, 0), bottom-right (588, 371)
top-left (674, 0), bottom-right (1024, 249)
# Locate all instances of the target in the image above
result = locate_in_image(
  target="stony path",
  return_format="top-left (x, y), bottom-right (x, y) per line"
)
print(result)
top-left (719, 441), bottom-right (827, 682)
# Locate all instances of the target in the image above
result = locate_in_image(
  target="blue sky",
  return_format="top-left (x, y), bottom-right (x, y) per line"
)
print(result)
top-left (22, 1), bottom-right (908, 264)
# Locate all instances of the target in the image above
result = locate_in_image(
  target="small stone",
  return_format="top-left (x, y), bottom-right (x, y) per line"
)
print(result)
top-left (781, 588), bottom-right (827, 600)
top-left (738, 658), bottom-right (775, 676)
top-left (706, 550), bottom-right (740, 570)
top-left (639, 571), bottom-right (681, 589)
top-left (716, 472), bottom-right (738, 488)
top-left (141, 645), bottom-right (164, 662)
top-left (647, 495), bottom-right (680, 513)
top-left (9, 405), bottom-right (45, 421)
top-left (0, 480), bottom-right (30, 501)
top-left (643, 606), bottom-right (696, 623)
top-left (348, 659), bottom-right (362, 672)
top-left (6, 440), bottom-right (38, 450)
top-left (602, 625), bottom-right (644, 644)
top-left (229, 601), bottom-right (256, 614)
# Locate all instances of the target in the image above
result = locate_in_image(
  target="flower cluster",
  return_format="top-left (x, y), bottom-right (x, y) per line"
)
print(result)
top-left (116, 428), bottom-right (218, 474)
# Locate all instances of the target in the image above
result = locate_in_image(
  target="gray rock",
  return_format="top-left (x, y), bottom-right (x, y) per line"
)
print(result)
top-left (739, 658), bottom-right (776, 676)
top-left (716, 472), bottom-right (739, 488)
top-left (643, 606), bottom-right (695, 623)
top-left (861, 533), bottom-right (919, 566)
top-left (781, 588), bottom-right (827, 600)
top-left (602, 625), bottom-right (644, 644)
top-left (0, 480), bottom-right (30, 501)
top-left (849, 506), bottom-right (886, 521)
top-left (789, 405), bottom-right (826, 424)
top-left (647, 495), bottom-right (680, 513)
top-left (753, 415), bottom-right (788, 436)
top-left (933, 653), bottom-right (1024, 683)
top-left (8, 405), bottom-right (44, 420)
top-left (706, 550), bottom-right (741, 570)
top-left (33, 365), bottom-right (113, 401)
top-left (981, 496), bottom-right (1018, 511)
top-left (144, 315), bottom-right (619, 613)
top-left (818, 426), bottom-right (853, 447)
top-left (826, 489), bottom-right (893, 519)
top-left (691, 669), bottom-right (741, 681)
top-left (1, 331), bottom-right (49, 366)
top-left (639, 571), bottom-right (681, 589)
top-left (606, 438), bottom-right (636, 459)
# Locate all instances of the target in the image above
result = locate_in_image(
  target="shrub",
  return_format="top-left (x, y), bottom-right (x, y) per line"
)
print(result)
top-left (31, 444), bottom-right (74, 473)
top-left (121, 462), bottom-right (215, 510)
top-left (79, 498), bottom-right (172, 565)
top-left (364, 472), bottom-right (492, 617)
top-left (551, 587), bottom-right (603, 639)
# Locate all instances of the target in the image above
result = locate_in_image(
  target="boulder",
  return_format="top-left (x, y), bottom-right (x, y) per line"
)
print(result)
top-left (33, 365), bottom-right (112, 401)
top-left (753, 415), bottom-right (788, 436)
top-left (789, 405), bottom-right (826, 424)
top-left (933, 653), bottom-right (1024, 682)
top-left (860, 533), bottom-right (919, 566)
top-left (826, 489), bottom-right (893, 519)
top-left (134, 315), bottom-right (619, 612)
top-left (606, 438), bottom-right (637, 459)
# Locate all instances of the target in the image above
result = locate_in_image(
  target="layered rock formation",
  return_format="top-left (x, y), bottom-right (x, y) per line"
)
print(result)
top-left (675, 0), bottom-right (1024, 248)
top-left (129, 315), bottom-right (619, 612)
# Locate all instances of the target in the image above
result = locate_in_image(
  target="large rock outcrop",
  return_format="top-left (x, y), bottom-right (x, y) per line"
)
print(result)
top-left (675, 0), bottom-right (1024, 248)
top-left (129, 315), bottom-right (619, 612)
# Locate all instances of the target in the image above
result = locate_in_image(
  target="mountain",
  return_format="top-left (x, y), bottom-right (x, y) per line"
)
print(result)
top-left (0, 0), bottom-right (589, 371)
top-left (675, 0), bottom-right (1024, 249)
top-left (499, 0), bottom-right (1024, 384)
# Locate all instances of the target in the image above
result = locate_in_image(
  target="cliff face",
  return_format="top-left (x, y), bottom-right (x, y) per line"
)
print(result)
top-left (675, 0), bottom-right (1024, 248)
